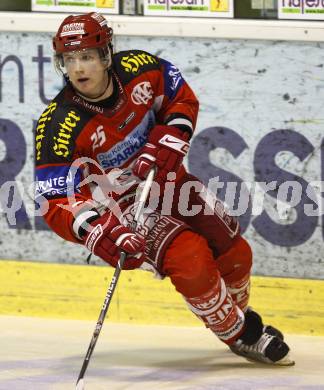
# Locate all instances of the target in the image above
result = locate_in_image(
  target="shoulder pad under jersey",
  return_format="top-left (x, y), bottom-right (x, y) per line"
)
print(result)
top-left (113, 50), bottom-right (161, 84)
top-left (35, 88), bottom-right (92, 165)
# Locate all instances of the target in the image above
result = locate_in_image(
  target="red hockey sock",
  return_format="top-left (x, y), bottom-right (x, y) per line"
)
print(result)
top-left (163, 230), bottom-right (245, 344)
top-left (185, 279), bottom-right (245, 344)
top-left (216, 236), bottom-right (252, 311)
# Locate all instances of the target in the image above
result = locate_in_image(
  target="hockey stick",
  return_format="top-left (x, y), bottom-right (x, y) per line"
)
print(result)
top-left (75, 168), bottom-right (155, 390)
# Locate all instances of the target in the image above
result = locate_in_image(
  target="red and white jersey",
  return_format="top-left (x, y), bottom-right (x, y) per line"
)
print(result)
top-left (35, 50), bottom-right (199, 242)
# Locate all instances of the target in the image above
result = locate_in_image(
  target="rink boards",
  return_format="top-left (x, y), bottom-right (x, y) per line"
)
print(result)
top-left (1, 260), bottom-right (323, 336)
top-left (1, 31), bottom-right (324, 281)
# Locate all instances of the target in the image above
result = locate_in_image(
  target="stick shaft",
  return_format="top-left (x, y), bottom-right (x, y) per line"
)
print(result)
top-left (134, 168), bottom-right (155, 223)
top-left (76, 251), bottom-right (126, 387)
top-left (76, 169), bottom-right (154, 388)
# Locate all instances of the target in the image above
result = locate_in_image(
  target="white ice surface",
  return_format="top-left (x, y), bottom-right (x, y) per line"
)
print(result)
top-left (0, 316), bottom-right (323, 390)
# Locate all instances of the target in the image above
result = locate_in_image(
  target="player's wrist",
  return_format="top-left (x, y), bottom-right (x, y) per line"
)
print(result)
top-left (150, 124), bottom-right (190, 142)
top-left (72, 208), bottom-right (101, 240)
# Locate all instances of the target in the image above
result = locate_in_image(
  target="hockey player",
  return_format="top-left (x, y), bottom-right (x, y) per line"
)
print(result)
top-left (35, 12), bottom-right (293, 366)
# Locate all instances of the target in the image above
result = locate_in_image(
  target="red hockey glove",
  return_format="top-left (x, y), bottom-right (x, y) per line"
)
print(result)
top-left (83, 211), bottom-right (145, 270)
top-left (132, 125), bottom-right (190, 185)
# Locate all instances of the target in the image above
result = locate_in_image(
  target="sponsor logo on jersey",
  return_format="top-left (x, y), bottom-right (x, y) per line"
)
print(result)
top-left (72, 95), bottom-right (104, 114)
top-left (53, 110), bottom-right (81, 159)
top-left (118, 112), bottom-right (136, 131)
top-left (35, 165), bottom-right (81, 199)
top-left (61, 23), bottom-right (85, 37)
top-left (36, 102), bottom-right (57, 161)
top-left (161, 59), bottom-right (185, 100)
top-left (131, 82), bottom-right (153, 105)
top-left (97, 110), bottom-right (155, 170)
top-left (120, 52), bottom-right (158, 74)
top-left (168, 65), bottom-right (183, 91)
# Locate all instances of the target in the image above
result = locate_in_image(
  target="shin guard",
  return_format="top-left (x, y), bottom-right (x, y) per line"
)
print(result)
top-left (226, 274), bottom-right (250, 312)
top-left (185, 278), bottom-right (245, 345)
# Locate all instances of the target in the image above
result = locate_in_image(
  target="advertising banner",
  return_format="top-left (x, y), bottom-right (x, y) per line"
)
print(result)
top-left (278, 0), bottom-right (324, 20)
top-left (32, 0), bottom-right (119, 15)
top-left (0, 32), bottom-right (324, 280)
top-left (144, 0), bottom-right (234, 17)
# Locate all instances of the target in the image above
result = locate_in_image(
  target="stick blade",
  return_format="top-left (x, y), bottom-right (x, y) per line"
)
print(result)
top-left (76, 378), bottom-right (85, 390)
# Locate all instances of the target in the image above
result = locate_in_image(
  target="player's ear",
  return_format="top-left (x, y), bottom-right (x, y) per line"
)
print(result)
top-left (103, 59), bottom-right (111, 70)
top-left (102, 46), bottom-right (112, 70)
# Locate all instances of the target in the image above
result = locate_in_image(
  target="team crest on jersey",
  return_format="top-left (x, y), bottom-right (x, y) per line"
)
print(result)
top-left (131, 82), bottom-right (153, 105)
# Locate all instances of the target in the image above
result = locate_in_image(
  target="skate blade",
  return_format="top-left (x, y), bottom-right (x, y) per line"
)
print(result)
top-left (246, 353), bottom-right (295, 366)
top-left (274, 354), bottom-right (295, 366)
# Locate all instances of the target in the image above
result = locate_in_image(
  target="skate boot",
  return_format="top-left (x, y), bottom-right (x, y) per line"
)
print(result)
top-left (230, 310), bottom-right (294, 366)
top-left (246, 308), bottom-right (284, 341)
top-left (263, 324), bottom-right (284, 340)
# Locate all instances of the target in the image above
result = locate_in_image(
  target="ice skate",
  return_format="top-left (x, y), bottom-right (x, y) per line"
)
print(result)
top-left (246, 308), bottom-right (284, 341)
top-left (263, 324), bottom-right (284, 340)
top-left (230, 332), bottom-right (294, 366)
top-left (230, 309), bottom-right (295, 366)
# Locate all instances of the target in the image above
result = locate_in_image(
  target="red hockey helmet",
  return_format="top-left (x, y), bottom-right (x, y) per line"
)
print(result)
top-left (53, 12), bottom-right (113, 54)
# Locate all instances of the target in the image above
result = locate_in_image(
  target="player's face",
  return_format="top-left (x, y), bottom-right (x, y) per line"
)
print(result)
top-left (63, 49), bottom-right (109, 99)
